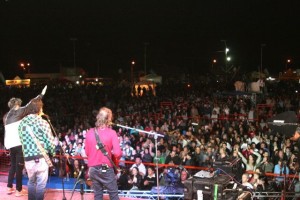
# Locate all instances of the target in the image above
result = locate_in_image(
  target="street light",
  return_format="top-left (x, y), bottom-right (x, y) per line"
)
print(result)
top-left (212, 59), bottom-right (217, 68)
top-left (20, 62), bottom-right (30, 73)
top-left (131, 60), bottom-right (135, 86)
top-left (286, 59), bottom-right (291, 70)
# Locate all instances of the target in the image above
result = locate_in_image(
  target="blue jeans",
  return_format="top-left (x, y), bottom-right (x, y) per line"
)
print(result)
top-left (89, 166), bottom-right (119, 200)
top-left (7, 145), bottom-right (24, 191)
top-left (25, 158), bottom-right (49, 200)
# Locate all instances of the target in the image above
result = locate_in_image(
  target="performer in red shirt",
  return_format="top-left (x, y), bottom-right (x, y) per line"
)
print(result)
top-left (85, 107), bottom-right (122, 200)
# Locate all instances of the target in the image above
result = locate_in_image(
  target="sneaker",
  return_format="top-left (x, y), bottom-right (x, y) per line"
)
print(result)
top-left (7, 187), bottom-right (15, 194)
top-left (15, 189), bottom-right (28, 197)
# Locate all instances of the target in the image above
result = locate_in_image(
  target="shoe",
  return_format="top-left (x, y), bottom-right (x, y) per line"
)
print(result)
top-left (15, 189), bottom-right (28, 197)
top-left (7, 187), bottom-right (15, 194)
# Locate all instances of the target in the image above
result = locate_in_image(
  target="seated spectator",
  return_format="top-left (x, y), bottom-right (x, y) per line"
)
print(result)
top-left (71, 159), bottom-right (85, 179)
top-left (273, 149), bottom-right (288, 166)
top-left (241, 173), bottom-right (254, 190)
top-left (274, 159), bottom-right (289, 183)
top-left (141, 148), bottom-right (154, 163)
top-left (250, 168), bottom-right (262, 186)
top-left (194, 146), bottom-right (206, 166)
top-left (130, 156), bottom-right (146, 177)
top-left (217, 146), bottom-right (228, 161)
top-left (74, 142), bottom-right (87, 164)
top-left (142, 167), bottom-right (157, 190)
top-left (118, 168), bottom-right (131, 190)
top-left (165, 150), bottom-right (181, 165)
top-left (288, 153), bottom-right (299, 174)
top-left (153, 149), bottom-right (166, 164)
top-left (124, 142), bottom-right (134, 161)
top-left (259, 151), bottom-right (274, 173)
top-left (255, 175), bottom-right (269, 194)
top-left (159, 167), bottom-right (180, 186)
top-left (177, 169), bottom-right (190, 188)
top-left (128, 167), bottom-right (142, 190)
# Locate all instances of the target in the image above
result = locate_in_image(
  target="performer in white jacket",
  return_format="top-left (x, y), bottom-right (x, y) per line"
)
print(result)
top-left (3, 86), bottom-right (47, 197)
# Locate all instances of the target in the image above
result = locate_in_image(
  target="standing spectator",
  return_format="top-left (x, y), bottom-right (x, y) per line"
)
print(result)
top-left (238, 149), bottom-right (262, 171)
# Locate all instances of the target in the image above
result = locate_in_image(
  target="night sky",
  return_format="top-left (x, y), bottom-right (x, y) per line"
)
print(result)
top-left (1, 0), bottom-right (300, 79)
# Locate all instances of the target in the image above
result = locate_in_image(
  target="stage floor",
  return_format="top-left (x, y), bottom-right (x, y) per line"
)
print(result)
top-left (0, 182), bottom-right (148, 200)
top-left (0, 182), bottom-right (94, 200)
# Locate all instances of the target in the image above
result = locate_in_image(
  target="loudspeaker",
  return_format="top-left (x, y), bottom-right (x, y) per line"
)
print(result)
top-left (184, 175), bottom-right (232, 200)
top-left (183, 178), bottom-right (193, 200)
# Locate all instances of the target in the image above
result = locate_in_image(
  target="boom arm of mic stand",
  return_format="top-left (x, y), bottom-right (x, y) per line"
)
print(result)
top-left (114, 123), bottom-right (163, 199)
top-left (114, 123), bottom-right (165, 138)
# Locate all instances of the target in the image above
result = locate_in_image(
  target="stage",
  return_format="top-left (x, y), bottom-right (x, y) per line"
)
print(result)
top-left (0, 175), bottom-right (185, 200)
top-left (0, 181), bottom-right (150, 200)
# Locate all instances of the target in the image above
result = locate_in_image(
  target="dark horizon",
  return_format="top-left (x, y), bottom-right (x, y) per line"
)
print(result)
top-left (1, 0), bottom-right (300, 79)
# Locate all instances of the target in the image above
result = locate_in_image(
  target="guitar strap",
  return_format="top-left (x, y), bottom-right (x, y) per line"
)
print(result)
top-left (27, 125), bottom-right (53, 168)
top-left (94, 128), bottom-right (118, 172)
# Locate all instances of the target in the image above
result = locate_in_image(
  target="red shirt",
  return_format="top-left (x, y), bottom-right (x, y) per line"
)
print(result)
top-left (85, 127), bottom-right (122, 167)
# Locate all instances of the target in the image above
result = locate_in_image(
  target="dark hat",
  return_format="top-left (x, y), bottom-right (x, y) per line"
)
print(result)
top-left (125, 142), bottom-right (131, 146)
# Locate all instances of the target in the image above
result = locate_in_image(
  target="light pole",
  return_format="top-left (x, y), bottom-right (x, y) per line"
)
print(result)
top-left (131, 60), bottom-right (135, 87)
top-left (144, 42), bottom-right (149, 75)
top-left (285, 59), bottom-right (291, 70)
top-left (70, 38), bottom-right (77, 70)
top-left (260, 44), bottom-right (266, 79)
top-left (212, 59), bottom-right (217, 68)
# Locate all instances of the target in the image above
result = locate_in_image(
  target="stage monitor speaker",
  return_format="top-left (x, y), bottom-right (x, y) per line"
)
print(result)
top-left (183, 178), bottom-right (193, 200)
top-left (186, 175), bottom-right (232, 200)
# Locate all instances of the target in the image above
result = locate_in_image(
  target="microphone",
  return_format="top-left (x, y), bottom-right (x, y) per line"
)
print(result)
top-left (42, 114), bottom-right (50, 120)
top-left (109, 122), bottom-right (115, 126)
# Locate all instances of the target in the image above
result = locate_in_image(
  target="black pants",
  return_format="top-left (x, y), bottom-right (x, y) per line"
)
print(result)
top-left (7, 145), bottom-right (24, 191)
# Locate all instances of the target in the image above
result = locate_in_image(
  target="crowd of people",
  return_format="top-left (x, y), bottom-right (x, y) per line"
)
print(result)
top-left (1, 78), bottom-right (300, 195)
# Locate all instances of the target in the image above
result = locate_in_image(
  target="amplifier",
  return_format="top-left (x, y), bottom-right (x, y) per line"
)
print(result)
top-left (184, 175), bottom-right (232, 200)
top-left (214, 158), bottom-right (243, 181)
top-left (183, 178), bottom-right (193, 200)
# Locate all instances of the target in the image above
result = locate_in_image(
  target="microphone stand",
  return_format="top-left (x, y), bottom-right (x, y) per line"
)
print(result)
top-left (70, 166), bottom-right (85, 200)
top-left (43, 116), bottom-right (67, 200)
top-left (114, 123), bottom-right (164, 200)
top-left (282, 163), bottom-right (287, 200)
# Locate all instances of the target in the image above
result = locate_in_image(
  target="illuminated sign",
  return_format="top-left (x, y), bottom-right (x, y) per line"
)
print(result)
top-left (5, 79), bottom-right (30, 86)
